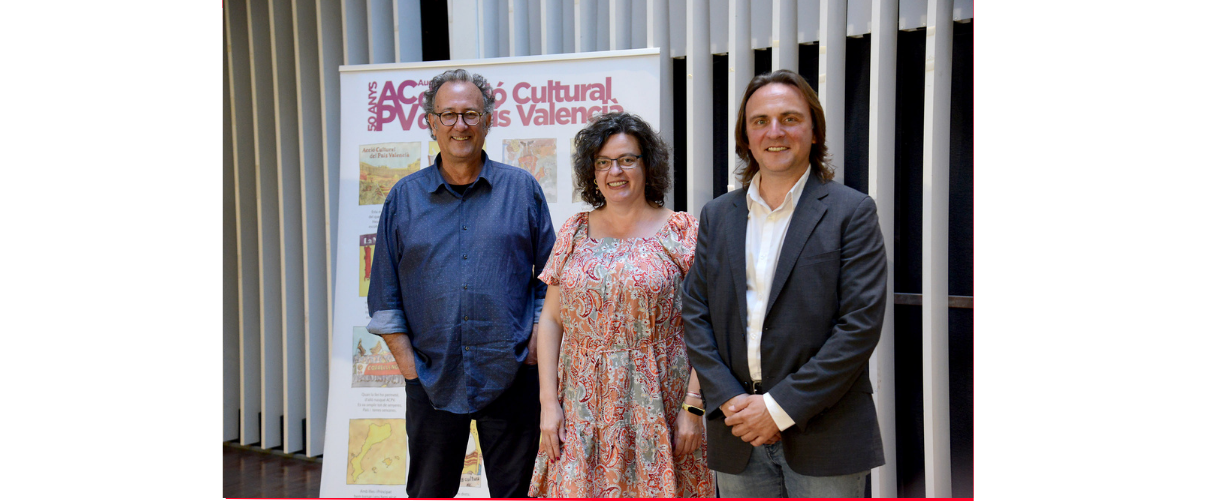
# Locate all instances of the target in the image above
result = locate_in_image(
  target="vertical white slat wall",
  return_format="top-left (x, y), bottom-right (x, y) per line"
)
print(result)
top-left (575, 0), bottom-right (598, 52)
top-left (223, 1), bottom-right (971, 480)
top-left (539, 0), bottom-right (563, 55)
top-left (747, 0), bottom-right (770, 49)
top-left (224, 0), bottom-right (352, 456)
top-left (319, 0), bottom-right (345, 330)
top-left (497, 0), bottom-right (512, 56)
top-left (798, 0), bottom-right (819, 43)
top-left (396, 0), bottom-right (423, 61)
top-left (921, 0), bottom-right (953, 496)
top-left (292, 0), bottom-right (331, 457)
top-left (818, 0), bottom-right (845, 182)
top-left (709, 0), bottom-right (727, 55)
top-left (630, 0), bottom-right (647, 48)
top-left (668, 0), bottom-right (686, 55)
top-left (225, 0), bottom-right (262, 447)
top-left (343, 0), bottom-right (369, 65)
top-left (609, 0), bottom-right (632, 50)
top-left (560, 0), bottom-right (576, 53)
top-left (449, 0), bottom-right (482, 59)
top-left (367, 0), bottom-right (395, 63)
top-left (847, 0), bottom-right (871, 36)
top-left (597, 1), bottom-right (611, 49)
top-left (647, 0), bottom-right (672, 210)
top-left (325, 2), bottom-right (351, 341)
top-left (772, 0), bottom-right (798, 72)
top-left (248, 0), bottom-right (285, 451)
top-left (527, 0), bottom-right (544, 55)
top-left (685, 0), bottom-right (713, 213)
top-left (269, 0), bottom-right (307, 455)
top-left (314, 0), bottom-right (345, 457)
top-left (509, 0), bottom-right (532, 56)
top-left (867, 0), bottom-right (897, 496)
top-left (727, 0), bottom-right (752, 191)
top-left (223, 29), bottom-right (242, 445)
top-left (480, 0), bottom-right (500, 58)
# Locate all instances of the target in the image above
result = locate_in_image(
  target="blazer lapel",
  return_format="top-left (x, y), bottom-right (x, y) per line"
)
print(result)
top-left (765, 174), bottom-right (829, 314)
top-left (726, 191), bottom-right (751, 340)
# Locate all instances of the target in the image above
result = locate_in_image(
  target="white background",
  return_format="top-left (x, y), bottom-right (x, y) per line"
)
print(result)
top-left (3, 2), bottom-right (1203, 499)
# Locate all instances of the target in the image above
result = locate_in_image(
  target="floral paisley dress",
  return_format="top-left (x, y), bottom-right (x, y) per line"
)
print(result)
top-left (528, 211), bottom-right (714, 498)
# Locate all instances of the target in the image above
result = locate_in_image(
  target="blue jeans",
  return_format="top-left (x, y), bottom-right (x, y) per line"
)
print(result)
top-left (715, 442), bottom-right (868, 498)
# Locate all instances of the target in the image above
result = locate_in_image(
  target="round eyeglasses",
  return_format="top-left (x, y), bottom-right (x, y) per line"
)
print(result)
top-left (593, 155), bottom-right (642, 171)
top-left (436, 111), bottom-right (484, 127)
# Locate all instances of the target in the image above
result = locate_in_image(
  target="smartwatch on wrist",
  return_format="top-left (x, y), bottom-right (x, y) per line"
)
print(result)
top-left (682, 403), bottom-right (704, 416)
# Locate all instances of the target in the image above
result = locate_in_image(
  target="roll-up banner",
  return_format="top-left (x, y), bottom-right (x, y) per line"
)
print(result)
top-left (321, 48), bottom-right (661, 498)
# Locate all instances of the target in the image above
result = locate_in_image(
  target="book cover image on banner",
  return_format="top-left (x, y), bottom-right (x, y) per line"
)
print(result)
top-left (504, 138), bottom-right (557, 202)
top-left (427, 142), bottom-right (440, 166)
top-left (358, 234), bottom-right (375, 297)
top-left (359, 142), bottom-right (421, 205)
top-left (322, 48), bottom-right (661, 498)
top-left (461, 421), bottom-right (484, 488)
top-left (352, 326), bottom-right (403, 388)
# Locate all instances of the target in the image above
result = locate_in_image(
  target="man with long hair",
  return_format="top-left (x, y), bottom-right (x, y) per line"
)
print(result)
top-left (683, 69), bottom-right (888, 497)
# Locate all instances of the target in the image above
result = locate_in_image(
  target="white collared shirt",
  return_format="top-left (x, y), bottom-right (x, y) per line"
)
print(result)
top-left (745, 166), bottom-right (810, 431)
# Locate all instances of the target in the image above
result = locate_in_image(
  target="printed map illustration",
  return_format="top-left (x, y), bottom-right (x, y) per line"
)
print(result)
top-left (346, 418), bottom-right (407, 485)
top-left (504, 138), bottom-right (557, 202)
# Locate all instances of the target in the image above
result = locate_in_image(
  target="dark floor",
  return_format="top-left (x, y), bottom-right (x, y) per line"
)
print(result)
top-left (224, 442), bottom-right (323, 498)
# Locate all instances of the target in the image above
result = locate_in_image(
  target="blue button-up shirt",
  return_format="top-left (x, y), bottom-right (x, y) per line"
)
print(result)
top-left (366, 152), bottom-right (555, 413)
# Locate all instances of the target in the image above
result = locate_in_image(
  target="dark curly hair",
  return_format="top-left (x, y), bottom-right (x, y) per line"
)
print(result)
top-left (571, 112), bottom-right (671, 208)
top-left (734, 69), bottom-right (833, 187)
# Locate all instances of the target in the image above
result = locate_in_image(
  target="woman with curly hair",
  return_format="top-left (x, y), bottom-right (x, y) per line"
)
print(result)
top-left (528, 112), bottom-right (713, 497)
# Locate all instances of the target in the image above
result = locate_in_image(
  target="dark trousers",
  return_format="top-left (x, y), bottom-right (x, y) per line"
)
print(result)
top-left (404, 364), bottom-right (541, 498)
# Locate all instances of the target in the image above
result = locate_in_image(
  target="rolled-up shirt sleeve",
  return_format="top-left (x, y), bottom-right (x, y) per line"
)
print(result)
top-left (366, 193), bottom-right (409, 336)
top-left (367, 309), bottom-right (409, 335)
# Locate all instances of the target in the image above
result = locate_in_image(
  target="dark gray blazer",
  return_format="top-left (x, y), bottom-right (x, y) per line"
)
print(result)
top-left (682, 170), bottom-right (888, 476)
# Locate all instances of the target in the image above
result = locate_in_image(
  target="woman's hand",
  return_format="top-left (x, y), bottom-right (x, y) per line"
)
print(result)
top-left (539, 400), bottom-right (569, 461)
top-left (673, 407), bottom-right (703, 457)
